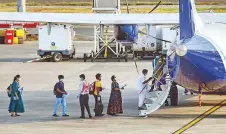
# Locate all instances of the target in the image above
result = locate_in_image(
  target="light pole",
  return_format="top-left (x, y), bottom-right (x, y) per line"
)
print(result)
top-left (17, 0), bottom-right (26, 12)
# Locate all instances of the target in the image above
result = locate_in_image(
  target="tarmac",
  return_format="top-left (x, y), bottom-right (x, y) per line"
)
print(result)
top-left (0, 41), bottom-right (226, 134)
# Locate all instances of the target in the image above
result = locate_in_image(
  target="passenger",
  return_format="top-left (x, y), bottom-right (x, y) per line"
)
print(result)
top-left (8, 75), bottom-right (25, 117)
top-left (53, 75), bottom-right (69, 117)
top-left (107, 75), bottom-right (123, 116)
top-left (152, 55), bottom-right (160, 71)
top-left (151, 55), bottom-right (169, 106)
top-left (136, 69), bottom-right (152, 110)
top-left (150, 54), bottom-right (166, 91)
top-left (150, 55), bottom-right (160, 91)
top-left (77, 74), bottom-right (92, 119)
top-left (93, 73), bottom-right (104, 117)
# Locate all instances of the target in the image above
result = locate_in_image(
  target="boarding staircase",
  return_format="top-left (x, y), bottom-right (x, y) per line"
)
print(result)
top-left (139, 68), bottom-right (172, 117)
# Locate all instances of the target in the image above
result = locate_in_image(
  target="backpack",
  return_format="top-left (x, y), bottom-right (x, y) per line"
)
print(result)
top-left (7, 84), bottom-right (12, 97)
top-left (53, 83), bottom-right (58, 95)
top-left (89, 81), bottom-right (96, 95)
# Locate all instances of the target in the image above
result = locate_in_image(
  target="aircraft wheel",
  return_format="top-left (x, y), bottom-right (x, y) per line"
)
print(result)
top-left (91, 51), bottom-right (94, 62)
top-left (84, 53), bottom-right (87, 62)
top-left (170, 83), bottom-right (178, 106)
top-left (124, 52), bottom-right (128, 62)
top-left (53, 52), bottom-right (63, 62)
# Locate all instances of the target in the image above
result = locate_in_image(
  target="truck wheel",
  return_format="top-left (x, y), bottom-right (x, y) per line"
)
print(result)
top-left (84, 53), bottom-right (87, 62)
top-left (69, 54), bottom-right (73, 59)
top-left (53, 52), bottom-right (63, 62)
top-left (170, 83), bottom-right (178, 106)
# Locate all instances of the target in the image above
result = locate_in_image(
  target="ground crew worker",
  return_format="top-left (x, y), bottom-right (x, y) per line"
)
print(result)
top-left (136, 69), bottom-right (152, 110)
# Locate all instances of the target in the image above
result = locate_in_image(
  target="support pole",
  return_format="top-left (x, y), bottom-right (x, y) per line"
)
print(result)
top-left (94, 25), bottom-right (97, 53)
top-left (17, 0), bottom-right (26, 12)
top-left (104, 26), bottom-right (109, 58)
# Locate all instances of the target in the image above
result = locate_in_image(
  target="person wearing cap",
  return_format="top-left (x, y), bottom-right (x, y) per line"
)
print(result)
top-left (53, 75), bottom-right (69, 117)
top-left (136, 69), bottom-right (152, 110)
top-left (107, 75), bottom-right (123, 116)
top-left (77, 74), bottom-right (92, 119)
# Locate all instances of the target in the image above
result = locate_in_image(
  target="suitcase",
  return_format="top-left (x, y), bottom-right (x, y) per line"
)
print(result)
top-left (94, 96), bottom-right (103, 116)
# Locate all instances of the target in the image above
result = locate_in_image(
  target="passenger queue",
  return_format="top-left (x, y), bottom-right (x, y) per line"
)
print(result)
top-left (6, 73), bottom-right (126, 118)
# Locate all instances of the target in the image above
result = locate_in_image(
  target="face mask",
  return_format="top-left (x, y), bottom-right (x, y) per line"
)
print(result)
top-left (60, 79), bottom-right (64, 82)
top-left (156, 56), bottom-right (159, 59)
top-left (80, 78), bottom-right (84, 81)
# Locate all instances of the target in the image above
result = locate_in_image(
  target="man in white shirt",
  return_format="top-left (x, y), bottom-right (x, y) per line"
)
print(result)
top-left (136, 69), bottom-right (152, 110)
top-left (77, 74), bottom-right (92, 119)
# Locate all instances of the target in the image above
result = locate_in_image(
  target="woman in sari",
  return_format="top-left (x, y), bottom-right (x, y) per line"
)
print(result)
top-left (8, 75), bottom-right (25, 117)
top-left (107, 75), bottom-right (123, 116)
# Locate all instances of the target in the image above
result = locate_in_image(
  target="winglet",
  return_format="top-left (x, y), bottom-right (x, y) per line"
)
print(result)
top-left (179, 0), bottom-right (204, 40)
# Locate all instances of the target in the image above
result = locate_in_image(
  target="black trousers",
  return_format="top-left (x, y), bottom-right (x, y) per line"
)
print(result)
top-left (79, 94), bottom-right (91, 117)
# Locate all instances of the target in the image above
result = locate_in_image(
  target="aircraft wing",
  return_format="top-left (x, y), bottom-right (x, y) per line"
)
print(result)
top-left (0, 12), bottom-right (226, 25)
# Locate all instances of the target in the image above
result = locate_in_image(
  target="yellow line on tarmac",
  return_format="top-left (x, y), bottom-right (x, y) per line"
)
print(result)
top-left (173, 99), bottom-right (226, 134)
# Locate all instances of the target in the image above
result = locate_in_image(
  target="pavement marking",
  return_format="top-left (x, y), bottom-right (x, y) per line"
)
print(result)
top-left (173, 99), bottom-right (226, 134)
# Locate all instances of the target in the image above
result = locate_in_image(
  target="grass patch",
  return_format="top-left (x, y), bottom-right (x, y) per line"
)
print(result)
top-left (0, 1), bottom-right (225, 7)
top-left (0, 7), bottom-right (226, 13)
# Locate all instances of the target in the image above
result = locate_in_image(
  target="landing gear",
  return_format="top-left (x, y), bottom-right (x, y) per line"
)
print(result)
top-left (124, 51), bottom-right (128, 62)
top-left (170, 83), bottom-right (178, 106)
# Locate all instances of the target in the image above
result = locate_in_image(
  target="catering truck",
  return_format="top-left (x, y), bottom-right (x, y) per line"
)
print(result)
top-left (37, 24), bottom-right (76, 62)
top-left (133, 25), bottom-right (177, 58)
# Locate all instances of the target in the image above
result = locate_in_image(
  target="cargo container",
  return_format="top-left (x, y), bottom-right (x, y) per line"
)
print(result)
top-left (0, 30), bottom-right (5, 37)
top-left (13, 37), bottom-right (18, 44)
top-left (38, 24), bottom-right (76, 62)
top-left (4, 29), bottom-right (14, 44)
top-left (15, 29), bottom-right (25, 37)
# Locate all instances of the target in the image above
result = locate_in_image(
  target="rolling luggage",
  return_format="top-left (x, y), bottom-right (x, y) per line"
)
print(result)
top-left (94, 96), bottom-right (103, 116)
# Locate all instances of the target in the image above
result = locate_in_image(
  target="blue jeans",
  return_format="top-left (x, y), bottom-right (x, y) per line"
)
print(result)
top-left (53, 97), bottom-right (67, 115)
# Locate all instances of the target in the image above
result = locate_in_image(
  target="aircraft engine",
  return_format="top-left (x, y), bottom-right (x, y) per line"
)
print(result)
top-left (114, 24), bottom-right (138, 43)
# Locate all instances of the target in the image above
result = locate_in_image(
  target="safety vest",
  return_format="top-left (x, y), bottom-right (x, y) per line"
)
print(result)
top-left (82, 80), bottom-right (89, 95)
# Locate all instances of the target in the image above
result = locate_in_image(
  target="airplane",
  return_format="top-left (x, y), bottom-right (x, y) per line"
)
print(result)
top-left (0, 0), bottom-right (225, 116)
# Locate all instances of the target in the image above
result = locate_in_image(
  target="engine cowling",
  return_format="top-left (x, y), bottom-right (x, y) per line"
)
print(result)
top-left (114, 24), bottom-right (138, 43)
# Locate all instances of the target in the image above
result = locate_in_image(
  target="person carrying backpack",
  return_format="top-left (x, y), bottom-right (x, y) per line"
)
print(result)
top-left (52, 75), bottom-right (69, 117)
top-left (77, 74), bottom-right (92, 119)
top-left (91, 73), bottom-right (104, 117)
